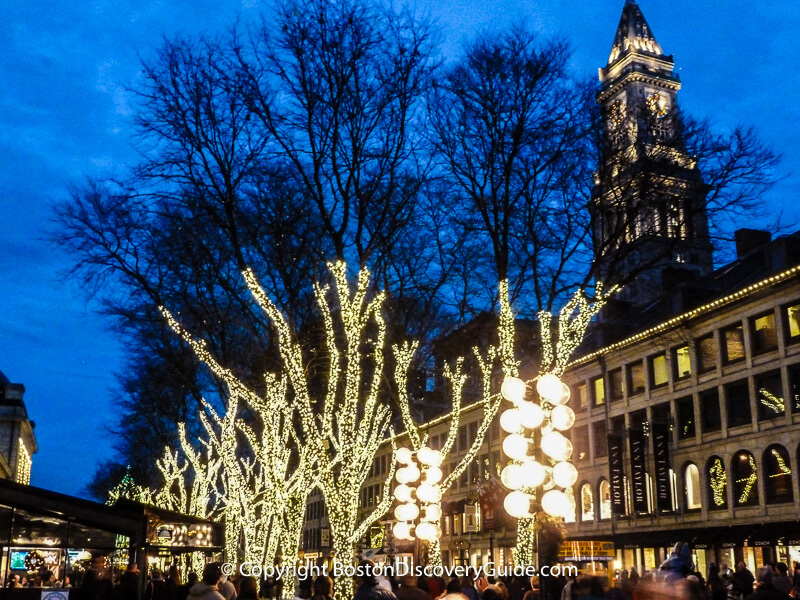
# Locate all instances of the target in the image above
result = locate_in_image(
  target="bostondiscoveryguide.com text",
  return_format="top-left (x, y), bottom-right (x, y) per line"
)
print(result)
top-left (220, 561), bottom-right (578, 581)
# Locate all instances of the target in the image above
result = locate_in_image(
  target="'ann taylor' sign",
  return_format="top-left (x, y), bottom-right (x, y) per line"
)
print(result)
top-left (607, 434), bottom-right (625, 515)
top-left (652, 423), bottom-right (673, 512)
top-left (629, 429), bottom-right (648, 514)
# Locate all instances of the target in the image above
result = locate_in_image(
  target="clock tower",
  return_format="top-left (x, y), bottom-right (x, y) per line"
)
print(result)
top-left (592, 0), bottom-right (714, 308)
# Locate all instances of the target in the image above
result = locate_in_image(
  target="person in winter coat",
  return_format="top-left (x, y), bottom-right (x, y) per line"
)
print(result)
top-left (353, 560), bottom-right (397, 600)
top-left (748, 567), bottom-right (791, 600)
top-left (187, 564), bottom-right (225, 600)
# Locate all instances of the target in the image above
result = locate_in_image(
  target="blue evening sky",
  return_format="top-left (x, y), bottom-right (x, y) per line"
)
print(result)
top-left (1, 0), bottom-right (798, 497)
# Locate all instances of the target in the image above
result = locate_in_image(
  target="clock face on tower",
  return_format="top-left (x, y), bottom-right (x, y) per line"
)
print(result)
top-left (647, 92), bottom-right (668, 118)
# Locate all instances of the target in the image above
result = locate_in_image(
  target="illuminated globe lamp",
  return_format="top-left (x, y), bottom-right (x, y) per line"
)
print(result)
top-left (500, 463), bottom-right (524, 490)
top-left (518, 459), bottom-right (546, 488)
top-left (504, 490), bottom-right (534, 519)
top-left (414, 445), bottom-right (444, 542)
top-left (396, 447), bottom-right (414, 465)
top-left (393, 483), bottom-right (413, 503)
top-left (502, 433), bottom-right (530, 462)
top-left (518, 402), bottom-right (544, 429)
top-left (541, 489), bottom-right (570, 518)
top-left (501, 376), bottom-right (527, 406)
top-left (393, 521), bottom-right (413, 541)
top-left (550, 405), bottom-right (576, 431)
top-left (541, 431), bottom-right (572, 462)
top-left (500, 408), bottom-right (523, 434)
top-left (552, 461), bottom-right (578, 488)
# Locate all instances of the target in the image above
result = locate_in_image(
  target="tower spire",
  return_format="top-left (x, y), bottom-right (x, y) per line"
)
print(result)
top-left (606, 1), bottom-right (665, 68)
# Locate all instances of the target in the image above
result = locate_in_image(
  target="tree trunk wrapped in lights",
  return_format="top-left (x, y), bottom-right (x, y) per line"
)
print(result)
top-left (504, 284), bottom-right (614, 567)
top-left (392, 281), bottom-right (518, 565)
top-left (241, 262), bottom-right (401, 600)
top-left (158, 310), bottom-right (316, 598)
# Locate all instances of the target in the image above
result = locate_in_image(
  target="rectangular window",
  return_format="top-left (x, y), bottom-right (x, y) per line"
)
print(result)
top-left (752, 312), bottom-right (778, 353)
top-left (651, 353), bottom-right (669, 387)
top-left (468, 421), bottom-right (478, 447)
top-left (575, 383), bottom-right (588, 412)
top-left (756, 371), bottom-right (785, 420)
top-left (723, 324), bottom-right (745, 363)
top-left (697, 335), bottom-right (716, 373)
top-left (609, 368), bottom-right (624, 401)
top-left (674, 346), bottom-right (691, 379)
top-left (725, 381), bottom-right (752, 428)
top-left (676, 396), bottom-right (695, 439)
top-left (593, 421), bottom-right (608, 459)
top-left (573, 425), bottom-right (589, 462)
top-left (788, 304), bottom-right (800, 341)
top-left (628, 362), bottom-right (645, 395)
top-left (700, 388), bottom-right (722, 433)
top-left (458, 425), bottom-right (468, 452)
top-left (593, 376), bottom-right (605, 407)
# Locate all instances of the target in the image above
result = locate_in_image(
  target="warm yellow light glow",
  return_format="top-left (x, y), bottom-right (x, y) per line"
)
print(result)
top-left (504, 491), bottom-right (534, 519)
top-left (541, 489), bottom-right (570, 517)
top-left (503, 434), bottom-right (530, 461)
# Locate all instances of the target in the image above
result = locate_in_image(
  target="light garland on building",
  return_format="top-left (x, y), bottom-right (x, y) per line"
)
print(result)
top-left (709, 458), bottom-right (727, 507)
top-left (759, 388), bottom-right (785, 414)
top-left (769, 449), bottom-right (791, 478)
top-left (572, 265), bottom-right (800, 368)
top-left (736, 454), bottom-right (758, 504)
top-left (16, 440), bottom-right (32, 485)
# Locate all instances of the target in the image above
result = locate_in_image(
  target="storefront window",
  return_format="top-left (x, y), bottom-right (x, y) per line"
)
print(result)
top-left (752, 312), bottom-right (778, 353)
top-left (684, 463), bottom-right (701, 510)
top-left (675, 346), bottom-right (691, 379)
top-left (581, 483), bottom-right (594, 521)
top-left (599, 480), bottom-right (612, 520)
top-left (764, 444), bottom-right (793, 503)
top-left (697, 334), bottom-right (716, 372)
top-left (732, 450), bottom-right (759, 507)
top-left (707, 456), bottom-right (728, 510)
top-left (651, 353), bottom-right (668, 387)
top-left (723, 323), bottom-right (746, 363)
top-left (564, 487), bottom-right (576, 523)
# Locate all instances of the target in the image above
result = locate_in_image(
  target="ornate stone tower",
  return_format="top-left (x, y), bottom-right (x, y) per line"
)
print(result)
top-left (592, 0), bottom-right (714, 308)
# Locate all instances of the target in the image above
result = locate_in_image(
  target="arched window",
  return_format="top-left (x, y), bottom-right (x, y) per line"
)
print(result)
top-left (732, 450), bottom-right (759, 507)
top-left (764, 445), bottom-right (793, 503)
top-left (707, 456), bottom-right (727, 510)
top-left (599, 479), bottom-right (612, 519)
top-left (580, 483), bottom-right (594, 521)
top-left (564, 487), bottom-right (576, 523)
top-left (684, 463), bottom-right (701, 510)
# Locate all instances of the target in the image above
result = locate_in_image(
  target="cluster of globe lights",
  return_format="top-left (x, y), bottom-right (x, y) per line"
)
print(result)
top-left (500, 374), bottom-right (578, 520)
top-left (393, 446), bottom-right (444, 542)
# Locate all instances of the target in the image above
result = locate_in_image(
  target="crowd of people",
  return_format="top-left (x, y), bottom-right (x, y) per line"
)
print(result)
top-left (6, 545), bottom-right (800, 600)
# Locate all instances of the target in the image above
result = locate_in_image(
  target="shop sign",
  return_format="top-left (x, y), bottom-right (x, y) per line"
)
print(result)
top-left (608, 434), bottom-right (625, 515)
top-left (559, 541), bottom-right (615, 562)
top-left (321, 528), bottom-right (330, 548)
top-left (629, 429), bottom-right (648, 514)
top-left (651, 424), bottom-right (672, 512)
top-left (464, 503), bottom-right (479, 532)
top-left (721, 542), bottom-right (737, 548)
